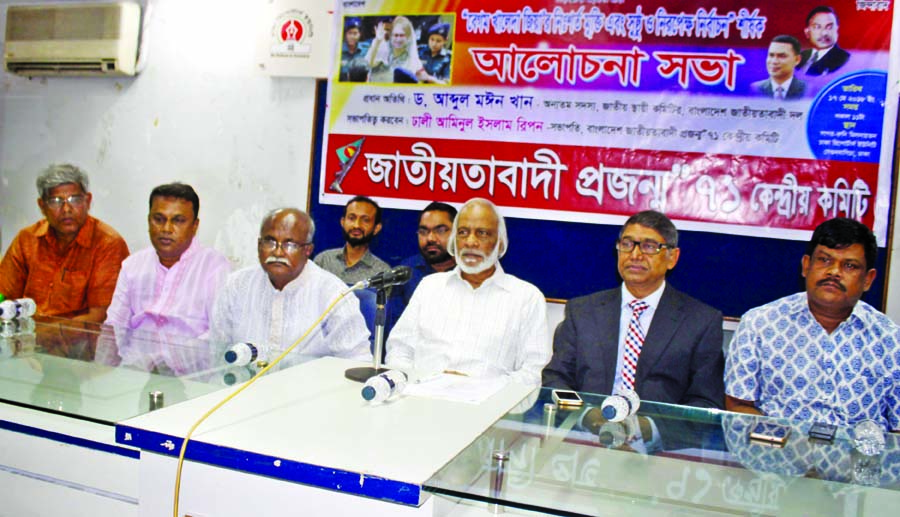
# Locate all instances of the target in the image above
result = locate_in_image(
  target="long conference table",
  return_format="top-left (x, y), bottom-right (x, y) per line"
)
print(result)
top-left (1, 316), bottom-right (899, 516)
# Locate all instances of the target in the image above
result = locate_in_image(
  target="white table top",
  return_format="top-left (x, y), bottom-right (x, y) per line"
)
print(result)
top-left (116, 357), bottom-right (533, 505)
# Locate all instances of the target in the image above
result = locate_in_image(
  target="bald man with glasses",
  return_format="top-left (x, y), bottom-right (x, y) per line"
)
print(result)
top-left (0, 164), bottom-right (129, 323)
top-left (210, 208), bottom-right (371, 361)
top-left (542, 210), bottom-right (724, 409)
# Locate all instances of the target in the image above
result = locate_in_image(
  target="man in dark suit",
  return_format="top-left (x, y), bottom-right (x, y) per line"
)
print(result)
top-left (542, 210), bottom-right (724, 408)
top-left (751, 35), bottom-right (806, 100)
top-left (798, 6), bottom-right (849, 77)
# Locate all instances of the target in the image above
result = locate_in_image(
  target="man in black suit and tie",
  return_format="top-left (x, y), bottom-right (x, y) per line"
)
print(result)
top-left (542, 210), bottom-right (724, 408)
top-left (798, 6), bottom-right (849, 77)
top-left (752, 35), bottom-right (806, 100)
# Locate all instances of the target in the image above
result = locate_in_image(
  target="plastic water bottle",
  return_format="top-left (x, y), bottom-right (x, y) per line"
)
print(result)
top-left (0, 298), bottom-right (36, 320)
top-left (853, 419), bottom-right (886, 456)
top-left (224, 342), bottom-right (258, 366)
top-left (0, 336), bottom-right (14, 360)
top-left (601, 390), bottom-right (641, 422)
top-left (16, 317), bottom-right (35, 335)
top-left (0, 319), bottom-right (17, 338)
top-left (361, 370), bottom-right (408, 404)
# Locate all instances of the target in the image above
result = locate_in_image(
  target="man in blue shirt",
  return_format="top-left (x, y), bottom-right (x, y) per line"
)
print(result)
top-left (387, 202), bottom-right (457, 327)
top-left (726, 218), bottom-right (900, 431)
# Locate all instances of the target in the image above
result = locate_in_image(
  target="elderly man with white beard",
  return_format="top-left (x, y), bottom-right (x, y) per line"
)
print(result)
top-left (385, 198), bottom-right (551, 388)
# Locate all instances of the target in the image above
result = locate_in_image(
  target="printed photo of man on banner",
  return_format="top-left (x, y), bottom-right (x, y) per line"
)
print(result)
top-left (322, 0), bottom-right (897, 245)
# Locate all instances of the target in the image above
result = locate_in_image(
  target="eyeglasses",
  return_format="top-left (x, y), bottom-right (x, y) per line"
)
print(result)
top-left (616, 238), bottom-right (671, 255)
top-left (258, 238), bottom-right (311, 254)
top-left (416, 226), bottom-right (450, 237)
top-left (44, 195), bottom-right (86, 210)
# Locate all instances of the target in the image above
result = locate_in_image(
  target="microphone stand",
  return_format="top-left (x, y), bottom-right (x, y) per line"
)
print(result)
top-left (344, 287), bottom-right (390, 382)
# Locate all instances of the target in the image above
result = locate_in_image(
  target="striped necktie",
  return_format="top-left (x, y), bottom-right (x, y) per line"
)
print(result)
top-left (622, 299), bottom-right (650, 390)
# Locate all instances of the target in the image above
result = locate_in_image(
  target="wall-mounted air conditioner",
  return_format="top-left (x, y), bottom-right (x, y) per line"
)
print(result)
top-left (4, 2), bottom-right (141, 77)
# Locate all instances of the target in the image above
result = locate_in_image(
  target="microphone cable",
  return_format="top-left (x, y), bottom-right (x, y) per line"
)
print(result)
top-left (172, 285), bottom-right (362, 516)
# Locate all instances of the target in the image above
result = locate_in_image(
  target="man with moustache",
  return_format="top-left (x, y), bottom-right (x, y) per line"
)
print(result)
top-left (385, 198), bottom-right (550, 388)
top-left (211, 208), bottom-right (370, 360)
top-left (542, 211), bottom-right (724, 409)
top-left (726, 218), bottom-right (900, 431)
top-left (387, 202), bottom-right (457, 325)
top-left (314, 196), bottom-right (391, 284)
top-left (0, 164), bottom-right (129, 323)
top-left (103, 183), bottom-right (231, 338)
top-left (798, 6), bottom-right (849, 77)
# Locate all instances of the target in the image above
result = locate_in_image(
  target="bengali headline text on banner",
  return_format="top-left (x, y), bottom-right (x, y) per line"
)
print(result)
top-left (321, 0), bottom-right (897, 243)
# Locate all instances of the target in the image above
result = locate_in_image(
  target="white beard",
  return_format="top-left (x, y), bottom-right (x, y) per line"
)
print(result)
top-left (456, 242), bottom-right (499, 274)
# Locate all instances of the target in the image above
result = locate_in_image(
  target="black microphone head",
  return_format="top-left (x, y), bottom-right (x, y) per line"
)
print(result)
top-left (392, 265), bottom-right (412, 284)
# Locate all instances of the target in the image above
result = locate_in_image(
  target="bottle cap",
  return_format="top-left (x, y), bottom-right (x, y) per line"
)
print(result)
top-left (224, 350), bottom-right (237, 363)
top-left (601, 404), bottom-right (617, 420)
top-left (361, 386), bottom-right (376, 401)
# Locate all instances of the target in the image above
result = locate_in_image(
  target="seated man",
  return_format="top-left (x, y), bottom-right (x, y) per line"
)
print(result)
top-left (726, 218), bottom-right (900, 431)
top-left (387, 201), bottom-right (457, 326)
top-left (103, 183), bottom-right (231, 338)
top-left (0, 164), bottom-right (129, 323)
top-left (314, 195), bottom-right (391, 284)
top-left (386, 198), bottom-right (550, 388)
top-left (542, 210), bottom-right (724, 408)
top-left (211, 208), bottom-right (371, 361)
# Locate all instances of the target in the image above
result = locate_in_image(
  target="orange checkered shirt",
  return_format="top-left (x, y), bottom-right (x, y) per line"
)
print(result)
top-left (0, 216), bottom-right (129, 318)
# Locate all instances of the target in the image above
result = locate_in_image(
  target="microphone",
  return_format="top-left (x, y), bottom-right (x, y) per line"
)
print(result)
top-left (601, 390), bottom-right (641, 423)
top-left (361, 266), bottom-right (412, 290)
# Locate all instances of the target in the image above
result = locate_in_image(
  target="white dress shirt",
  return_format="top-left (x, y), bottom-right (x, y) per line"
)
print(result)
top-left (210, 261), bottom-right (371, 361)
top-left (385, 264), bottom-right (551, 388)
top-left (612, 282), bottom-right (666, 395)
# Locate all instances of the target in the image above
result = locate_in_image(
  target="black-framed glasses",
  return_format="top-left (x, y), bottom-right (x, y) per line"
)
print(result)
top-left (416, 226), bottom-right (450, 237)
top-left (258, 238), bottom-right (311, 254)
top-left (616, 237), bottom-right (671, 255)
top-left (44, 195), bottom-right (86, 209)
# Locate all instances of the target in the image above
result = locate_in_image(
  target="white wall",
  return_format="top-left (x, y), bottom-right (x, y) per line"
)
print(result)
top-left (0, 0), bottom-right (317, 269)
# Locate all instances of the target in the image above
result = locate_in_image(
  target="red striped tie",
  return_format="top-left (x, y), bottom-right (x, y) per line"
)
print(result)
top-left (622, 299), bottom-right (649, 390)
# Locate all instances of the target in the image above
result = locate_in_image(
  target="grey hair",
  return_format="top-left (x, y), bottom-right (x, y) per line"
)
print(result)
top-left (260, 207), bottom-right (316, 243)
top-left (36, 164), bottom-right (90, 198)
top-left (448, 197), bottom-right (508, 258)
top-left (619, 210), bottom-right (679, 247)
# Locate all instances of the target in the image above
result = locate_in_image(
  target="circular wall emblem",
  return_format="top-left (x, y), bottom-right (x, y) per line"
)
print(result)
top-left (280, 19), bottom-right (303, 42)
top-left (270, 9), bottom-right (314, 57)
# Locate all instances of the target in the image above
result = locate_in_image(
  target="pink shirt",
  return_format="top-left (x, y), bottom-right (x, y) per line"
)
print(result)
top-left (103, 239), bottom-right (231, 338)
